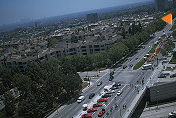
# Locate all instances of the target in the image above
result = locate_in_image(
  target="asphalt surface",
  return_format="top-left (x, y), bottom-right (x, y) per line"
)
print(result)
top-left (50, 22), bottom-right (174, 118)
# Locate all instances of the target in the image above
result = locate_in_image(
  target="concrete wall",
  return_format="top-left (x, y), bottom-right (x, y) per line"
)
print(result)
top-left (149, 81), bottom-right (176, 102)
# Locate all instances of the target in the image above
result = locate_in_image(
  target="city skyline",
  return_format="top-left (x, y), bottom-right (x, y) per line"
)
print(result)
top-left (0, 0), bottom-right (151, 26)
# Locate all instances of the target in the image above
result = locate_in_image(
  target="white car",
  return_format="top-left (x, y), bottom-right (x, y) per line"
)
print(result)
top-left (117, 90), bottom-right (122, 96)
top-left (169, 111), bottom-right (176, 117)
top-left (110, 90), bottom-right (115, 93)
top-left (77, 96), bottom-right (85, 103)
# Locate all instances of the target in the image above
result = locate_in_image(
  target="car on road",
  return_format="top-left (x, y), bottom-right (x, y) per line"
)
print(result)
top-left (170, 74), bottom-right (176, 78)
top-left (110, 71), bottom-right (114, 76)
top-left (102, 93), bottom-right (111, 98)
top-left (109, 75), bottom-right (114, 81)
top-left (117, 90), bottom-right (122, 96)
top-left (89, 93), bottom-right (95, 99)
top-left (116, 82), bottom-right (121, 86)
top-left (97, 81), bottom-right (102, 86)
top-left (81, 114), bottom-right (92, 118)
top-left (87, 108), bottom-right (97, 113)
top-left (98, 109), bottom-right (106, 117)
top-left (158, 73), bottom-right (170, 78)
top-left (93, 103), bottom-right (102, 107)
top-left (123, 65), bottom-right (127, 69)
top-left (110, 86), bottom-right (118, 90)
top-left (110, 90), bottom-right (115, 93)
top-left (97, 98), bottom-right (108, 102)
top-left (113, 82), bottom-right (121, 86)
top-left (168, 111), bottom-right (176, 118)
top-left (130, 64), bottom-right (133, 67)
top-left (77, 96), bottom-right (85, 103)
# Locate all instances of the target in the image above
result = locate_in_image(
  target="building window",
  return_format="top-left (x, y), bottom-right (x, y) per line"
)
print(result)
top-left (94, 45), bottom-right (99, 48)
top-left (89, 45), bottom-right (92, 48)
top-left (95, 49), bottom-right (100, 51)
top-left (81, 46), bottom-right (86, 48)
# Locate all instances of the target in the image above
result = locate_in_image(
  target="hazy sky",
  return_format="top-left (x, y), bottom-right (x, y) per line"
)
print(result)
top-left (0, 0), bottom-right (150, 26)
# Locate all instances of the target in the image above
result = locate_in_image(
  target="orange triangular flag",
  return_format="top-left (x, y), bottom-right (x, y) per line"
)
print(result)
top-left (161, 13), bottom-right (172, 25)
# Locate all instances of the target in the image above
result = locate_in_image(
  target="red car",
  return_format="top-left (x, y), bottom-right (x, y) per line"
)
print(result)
top-left (98, 109), bottom-right (106, 117)
top-left (93, 103), bottom-right (102, 107)
top-left (81, 114), bottom-right (92, 118)
top-left (97, 98), bottom-right (108, 102)
top-left (87, 108), bottom-right (98, 113)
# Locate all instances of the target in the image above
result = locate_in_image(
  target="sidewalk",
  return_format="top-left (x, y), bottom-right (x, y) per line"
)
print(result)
top-left (144, 101), bottom-right (176, 112)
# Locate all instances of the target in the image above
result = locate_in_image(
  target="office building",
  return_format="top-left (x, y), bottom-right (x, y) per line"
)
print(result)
top-left (155, 0), bottom-right (168, 11)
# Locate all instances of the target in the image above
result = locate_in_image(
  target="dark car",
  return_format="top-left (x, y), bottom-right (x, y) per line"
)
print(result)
top-left (89, 93), bottom-right (95, 99)
top-left (158, 73), bottom-right (170, 78)
top-left (170, 74), bottom-right (176, 78)
top-left (123, 65), bottom-right (127, 69)
top-left (97, 81), bottom-right (102, 86)
top-left (110, 71), bottom-right (114, 76)
top-left (109, 76), bottom-right (114, 81)
top-left (110, 86), bottom-right (118, 90)
top-left (102, 93), bottom-right (111, 98)
top-left (158, 74), bottom-right (167, 78)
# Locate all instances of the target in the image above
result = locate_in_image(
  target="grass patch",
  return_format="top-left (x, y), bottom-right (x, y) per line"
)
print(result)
top-left (170, 20), bottom-right (176, 31)
top-left (82, 82), bottom-right (89, 89)
top-left (170, 57), bottom-right (176, 64)
top-left (0, 111), bottom-right (5, 118)
top-left (160, 35), bottom-right (165, 40)
top-left (149, 44), bottom-right (157, 54)
top-left (133, 59), bottom-right (146, 70)
top-left (93, 67), bottom-right (106, 71)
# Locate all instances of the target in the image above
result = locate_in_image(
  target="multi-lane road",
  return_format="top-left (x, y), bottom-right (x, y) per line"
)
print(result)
top-left (50, 22), bottom-right (174, 118)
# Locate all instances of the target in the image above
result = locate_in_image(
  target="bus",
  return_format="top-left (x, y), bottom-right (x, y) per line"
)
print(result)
top-left (142, 64), bottom-right (152, 70)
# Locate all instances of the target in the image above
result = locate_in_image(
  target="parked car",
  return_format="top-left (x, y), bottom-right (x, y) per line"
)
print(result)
top-left (81, 114), bottom-right (92, 118)
top-left (87, 108), bottom-right (97, 113)
top-left (97, 81), bottom-right (102, 86)
top-left (97, 98), bottom-right (108, 102)
top-left (93, 103), bottom-right (102, 107)
top-left (89, 93), bottom-right (95, 99)
top-left (98, 109), bottom-right (106, 117)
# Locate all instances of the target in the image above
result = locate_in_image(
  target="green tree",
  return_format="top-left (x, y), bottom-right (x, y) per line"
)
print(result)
top-left (3, 92), bottom-right (16, 116)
